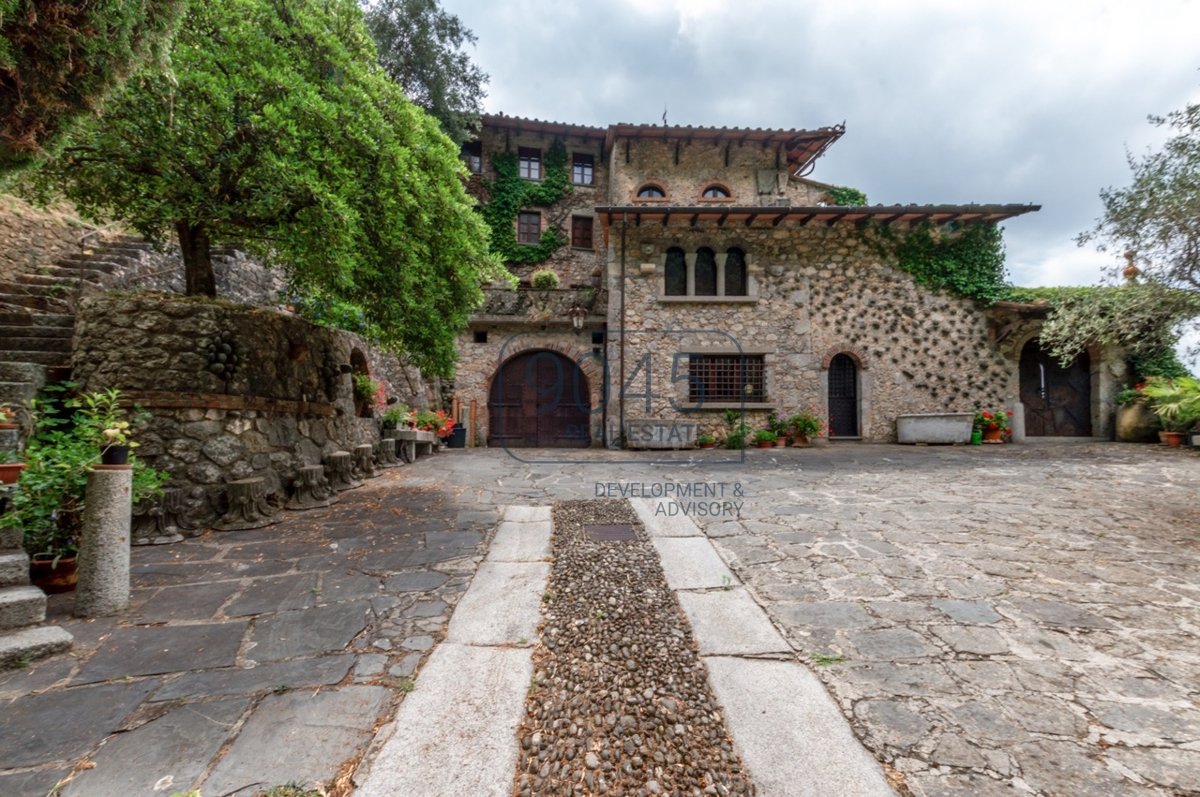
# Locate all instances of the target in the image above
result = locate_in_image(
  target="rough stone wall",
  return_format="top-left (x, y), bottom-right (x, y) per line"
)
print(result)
top-left (99, 242), bottom-right (287, 308)
top-left (0, 195), bottom-right (99, 282)
top-left (606, 223), bottom-right (1016, 443)
top-left (471, 127), bottom-right (608, 289)
top-left (606, 139), bottom-right (828, 207)
top-left (71, 293), bottom-right (435, 526)
top-left (452, 325), bottom-right (605, 446)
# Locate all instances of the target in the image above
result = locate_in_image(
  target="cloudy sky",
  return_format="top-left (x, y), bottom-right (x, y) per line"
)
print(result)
top-left (441, 0), bottom-right (1200, 288)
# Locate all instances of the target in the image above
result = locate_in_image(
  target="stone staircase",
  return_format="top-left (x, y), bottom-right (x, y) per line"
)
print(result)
top-left (0, 239), bottom-right (160, 668)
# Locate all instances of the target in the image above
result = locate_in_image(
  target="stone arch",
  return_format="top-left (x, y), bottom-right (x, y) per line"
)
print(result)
top-left (820, 346), bottom-right (870, 371)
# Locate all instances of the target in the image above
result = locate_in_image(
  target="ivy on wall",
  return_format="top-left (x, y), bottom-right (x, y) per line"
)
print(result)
top-left (866, 221), bottom-right (1008, 303)
top-left (480, 140), bottom-right (572, 264)
top-left (824, 185), bottom-right (868, 206)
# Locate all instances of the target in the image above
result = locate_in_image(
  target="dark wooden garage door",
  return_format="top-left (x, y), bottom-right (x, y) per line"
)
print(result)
top-left (488, 350), bottom-right (591, 447)
top-left (1020, 340), bottom-right (1092, 436)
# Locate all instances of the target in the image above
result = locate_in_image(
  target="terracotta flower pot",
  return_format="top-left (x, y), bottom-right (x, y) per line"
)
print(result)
top-left (1163, 431), bottom-right (1185, 448)
top-left (791, 434), bottom-right (810, 447)
top-left (0, 462), bottom-right (25, 484)
top-left (982, 428), bottom-right (1003, 443)
top-left (30, 556), bottom-right (78, 594)
top-left (755, 440), bottom-right (774, 448)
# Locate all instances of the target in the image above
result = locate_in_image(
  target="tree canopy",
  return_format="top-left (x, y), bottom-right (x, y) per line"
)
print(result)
top-left (28, 0), bottom-right (507, 376)
top-left (0, 0), bottom-right (183, 173)
top-left (362, 0), bottom-right (487, 143)
top-left (1078, 98), bottom-right (1200, 289)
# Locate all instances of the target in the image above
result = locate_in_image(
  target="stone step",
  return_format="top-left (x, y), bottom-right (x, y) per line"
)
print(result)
top-left (0, 526), bottom-right (22, 550)
top-left (0, 311), bottom-right (72, 328)
top-left (0, 280), bottom-right (69, 297)
top-left (0, 293), bottom-right (71, 312)
top-left (55, 255), bottom-right (121, 273)
top-left (0, 336), bottom-right (72, 353)
top-left (0, 551), bottom-right (29, 588)
top-left (0, 350), bottom-right (69, 366)
top-left (0, 323), bottom-right (73, 339)
top-left (0, 625), bottom-right (73, 670)
top-left (28, 264), bottom-right (109, 284)
top-left (15, 272), bottom-right (99, 289)
top-left (0, 361), bottom-right (43, 382)
top-left (0, 585), bottom-right (46, 630)
top-left (0, 381), bottom-right (39, 405)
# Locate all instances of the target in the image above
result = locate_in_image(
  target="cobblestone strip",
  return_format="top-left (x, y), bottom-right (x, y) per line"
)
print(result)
top-left (354, 505), bottom-right (552, 797)
top-left (513, 499), bottom-right (756, 797)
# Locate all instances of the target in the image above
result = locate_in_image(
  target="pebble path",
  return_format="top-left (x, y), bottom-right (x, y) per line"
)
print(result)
top-left (512, 499), bottom-right (756, 797)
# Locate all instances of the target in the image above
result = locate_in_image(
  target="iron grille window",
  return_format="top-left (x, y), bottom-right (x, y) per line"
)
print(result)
top-left (571, 216), bottom-right (593, 249)
top-left (572, 153), bottom-right (594, 185)
top-left (688, 354), bottom-right (766, 403)
top-left (517, 211), bottom-right (541, 244)
top-left (518, 147), bottom-right (541, 180)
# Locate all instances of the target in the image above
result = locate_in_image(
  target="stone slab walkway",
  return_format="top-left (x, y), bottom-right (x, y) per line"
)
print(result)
top-left (0, 457), bottom-right (499, 797)
top-left (3, 441), bottom-right (1198, 797)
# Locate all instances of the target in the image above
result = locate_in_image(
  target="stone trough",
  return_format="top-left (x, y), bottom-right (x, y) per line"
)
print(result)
top-left (896, 413), bottom-right (974, 445)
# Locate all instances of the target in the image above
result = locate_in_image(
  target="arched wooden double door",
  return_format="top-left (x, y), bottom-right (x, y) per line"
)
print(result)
top-left (488, 350), bottom-right (591, 447)
top-left (1019, 340), bottom-right (1092, 436)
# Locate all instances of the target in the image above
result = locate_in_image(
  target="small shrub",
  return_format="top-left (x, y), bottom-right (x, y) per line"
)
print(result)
top-left (530, 269), bottom-right (560, 290)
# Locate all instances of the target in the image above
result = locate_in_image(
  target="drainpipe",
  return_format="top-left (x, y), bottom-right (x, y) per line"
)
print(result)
top-left (619, 215), bottom-right (627, 449)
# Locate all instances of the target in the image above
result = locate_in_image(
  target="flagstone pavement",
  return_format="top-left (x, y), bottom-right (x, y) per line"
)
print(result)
top-left (1, 441), bottom-right (1198, 796)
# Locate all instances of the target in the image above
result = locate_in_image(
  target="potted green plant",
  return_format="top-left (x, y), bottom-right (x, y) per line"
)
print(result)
top-left (767, 413), bottom-right (790, 447)
top-left (381, 404), bottom-right (409, 430)
top-left (529, 269), bottom-right (560, 291)
top-left (787, 408), bottom-right (825, 445)
top-left (1, 385), bottom-right (169, 592)
top-left (753, 429), bottom-right (777, 448)
top-left (1141, 377), bottom-right (1200, 447)
top-left (0, 403), bottom-right (18, 430)
top-left (696, 432), bottom-right (715, 449)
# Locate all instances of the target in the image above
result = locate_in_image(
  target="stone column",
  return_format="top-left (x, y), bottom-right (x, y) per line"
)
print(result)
top-left (75, 465), bottom-right (132, 617)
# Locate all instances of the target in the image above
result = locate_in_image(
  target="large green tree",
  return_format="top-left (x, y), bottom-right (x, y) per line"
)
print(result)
top-left (1078, 98), bottom-right (1200, 289)
top-left (30, 0), bottom-right (506, 376)
top-left (362, 0), bottom-right (487, 143)
top-left (0, 0), bottom-right (183, 173)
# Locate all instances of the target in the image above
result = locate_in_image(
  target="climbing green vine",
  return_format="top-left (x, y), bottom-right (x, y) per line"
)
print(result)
top-left (866, 221), bottom-right (1008, 303)
top-left (824, 185), bottom-right (868, 206)
top-left (481, 140), bottom-right (572, 263)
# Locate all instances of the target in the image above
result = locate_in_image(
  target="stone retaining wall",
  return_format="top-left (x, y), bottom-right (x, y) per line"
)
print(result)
top-left (71, 293), bottom-right (435, 528)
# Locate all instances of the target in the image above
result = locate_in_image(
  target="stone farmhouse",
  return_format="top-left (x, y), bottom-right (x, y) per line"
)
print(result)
top-left (455, 114), bottom-right (1122, 448)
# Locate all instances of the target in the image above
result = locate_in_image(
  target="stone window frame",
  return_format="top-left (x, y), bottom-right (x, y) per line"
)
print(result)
top-left (633, 183), bottom-right (670, 204)
top-left (698, 183), bottom-right (734, 203)
top-left (462, 141), bottom-right (482, 174)
top-left (516, 211), bottom-right (541, 244)
top-left (570, 215), bottom-right (594, 250)
top-left (518, 146), bottom-right (542, 181)
top-left (571, 153), bottom-right (595, 185)
top-left (655, 245), bottom-right (759, 303)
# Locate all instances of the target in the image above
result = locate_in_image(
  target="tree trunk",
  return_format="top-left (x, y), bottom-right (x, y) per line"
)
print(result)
top-left (176, 220), bottom-right (216, 297)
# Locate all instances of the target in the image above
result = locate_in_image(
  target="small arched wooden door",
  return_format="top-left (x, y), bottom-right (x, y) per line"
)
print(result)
top-left (828, 354), bottom-right (859, 437)
top-left (488, 350), bottom-right (591, 447)
top-left (1020, 340), bottom-right (1092, 436)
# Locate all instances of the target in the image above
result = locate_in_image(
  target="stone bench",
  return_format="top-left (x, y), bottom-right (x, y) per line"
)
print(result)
top-left (394, 429), bottom-right (437, 463)
top-left (896, 413), bottom-right (974, 445)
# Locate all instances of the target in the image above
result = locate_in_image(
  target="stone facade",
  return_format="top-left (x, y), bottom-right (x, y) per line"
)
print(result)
top-left (455, 114), bottom-right (1120, 447)
top-left (71, 293), bottom-right (434, 527)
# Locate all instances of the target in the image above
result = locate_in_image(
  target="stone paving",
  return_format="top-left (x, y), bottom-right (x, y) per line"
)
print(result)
top-left (3, 441), bottom-right (1199, 797)
top-left (0, 457), bottom-right (499, 797)
top-left (413, 442), bottom-right (1200, 796)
